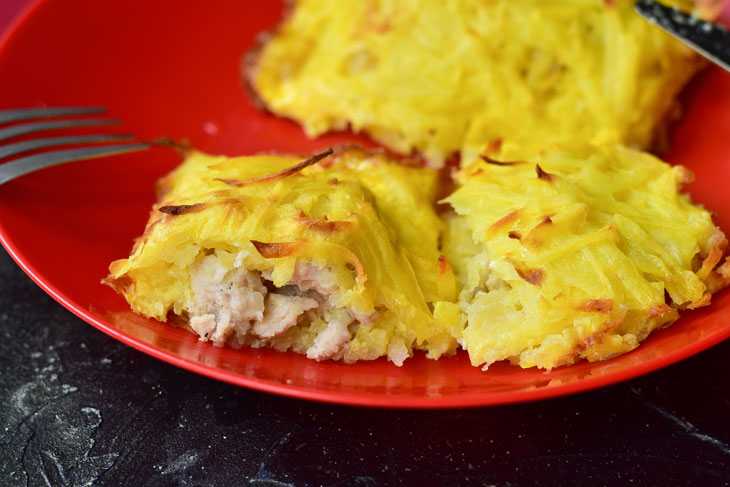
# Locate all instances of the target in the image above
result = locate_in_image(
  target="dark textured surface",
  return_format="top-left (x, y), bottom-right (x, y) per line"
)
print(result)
top-left (0, 249), bottom-right (729, 486)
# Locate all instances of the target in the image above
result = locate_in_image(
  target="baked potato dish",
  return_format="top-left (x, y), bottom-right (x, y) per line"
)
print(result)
top-left (107, 143), bottom-right (729, 370)
top-left (105, 147), bottom-right (459, 365)
top-left (443, 143), bottom-right (730, 369)
top-left (246, 0), bottom-right (705, 166)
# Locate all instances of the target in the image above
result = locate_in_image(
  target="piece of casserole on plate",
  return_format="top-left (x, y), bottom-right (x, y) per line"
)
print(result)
top-left (105, 147), bottom-right (459, 365)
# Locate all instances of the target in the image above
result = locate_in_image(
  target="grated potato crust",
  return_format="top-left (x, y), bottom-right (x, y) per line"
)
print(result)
top-left (444, 143), bottom-right (730, 369)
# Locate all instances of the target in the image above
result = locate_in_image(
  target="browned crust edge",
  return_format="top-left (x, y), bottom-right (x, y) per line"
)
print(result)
top-left (158, 203), bottom-right (207, 215)
top-left (241, 0), bottom-right (298, 113)
top-left (479, 155), bottom-right (524, 166)
top-left (216, 148), bottom-right (334, 186)
top-left (437, 255), bottom-right (452, 277)
top-left (251, 240), bottom-right (305, 258)
top-left (241, 30), bottom-right (274, 113)
top-left (293, 209), bottom-right (353, 234)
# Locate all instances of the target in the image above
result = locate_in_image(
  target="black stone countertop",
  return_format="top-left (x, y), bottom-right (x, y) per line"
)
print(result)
top-left (1, 248), bottom-right (730, 486)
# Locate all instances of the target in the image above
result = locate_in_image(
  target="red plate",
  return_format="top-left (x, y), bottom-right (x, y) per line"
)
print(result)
top-left (0, 0), bottom-right (729, 408)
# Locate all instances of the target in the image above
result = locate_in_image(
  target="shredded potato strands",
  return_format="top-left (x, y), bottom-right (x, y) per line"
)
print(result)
top-left (250, 0), bottom-right (703, 166)
top-left (444, 144), bottom-right (729, 369)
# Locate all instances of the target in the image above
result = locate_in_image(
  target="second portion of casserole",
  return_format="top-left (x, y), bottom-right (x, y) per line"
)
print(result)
top-left (444, 144), bottom-right (730, 370)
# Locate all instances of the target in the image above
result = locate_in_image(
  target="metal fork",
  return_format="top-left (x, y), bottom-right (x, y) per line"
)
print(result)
top-left (0, 107), bottom-right (148, 186)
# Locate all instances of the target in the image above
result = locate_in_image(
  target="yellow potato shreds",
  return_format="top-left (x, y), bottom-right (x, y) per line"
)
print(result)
top-left (443, 144), bottom-right (729, 369)
top-left (248, 0), bottom-right (704, 166)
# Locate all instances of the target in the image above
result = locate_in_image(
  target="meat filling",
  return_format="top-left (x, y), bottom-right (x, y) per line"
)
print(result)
top-left (187, 253), bottom-right (356, 360)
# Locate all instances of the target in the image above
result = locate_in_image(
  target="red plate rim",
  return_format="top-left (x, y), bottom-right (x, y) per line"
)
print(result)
top-left (0, 0), bottom-right (729, 409)
top-left (2, 215), bottom-right (729, 409)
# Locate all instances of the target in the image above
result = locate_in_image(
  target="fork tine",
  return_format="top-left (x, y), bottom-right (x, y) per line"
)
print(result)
top-left (0, 119), bottom-right (120, 142)
top-left (0, 134), bottom-right (136, 161)
top-left (0, 107), bottom-right (106, 125)
top-left (0, 143), bottom-right (149, 186)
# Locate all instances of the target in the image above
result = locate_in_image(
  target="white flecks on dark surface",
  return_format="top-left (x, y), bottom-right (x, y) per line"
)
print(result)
top-left (0, 248), bottom-right (729, 486)
top-left (627, 384), bottom-right (730, 456)
top-left (1, 343), bottom-right (118, 486)
top-left (160, 449), bottom-right (202, 475)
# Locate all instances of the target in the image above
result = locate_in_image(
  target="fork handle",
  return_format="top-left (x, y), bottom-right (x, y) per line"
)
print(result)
top-left (635, 0), bottom-right (730, 72)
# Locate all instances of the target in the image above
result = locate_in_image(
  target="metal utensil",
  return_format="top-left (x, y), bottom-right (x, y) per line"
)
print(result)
top-left (636, 0), bottom-right (730, 72)
top-left (0, 107), bottom-right (148, 186)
